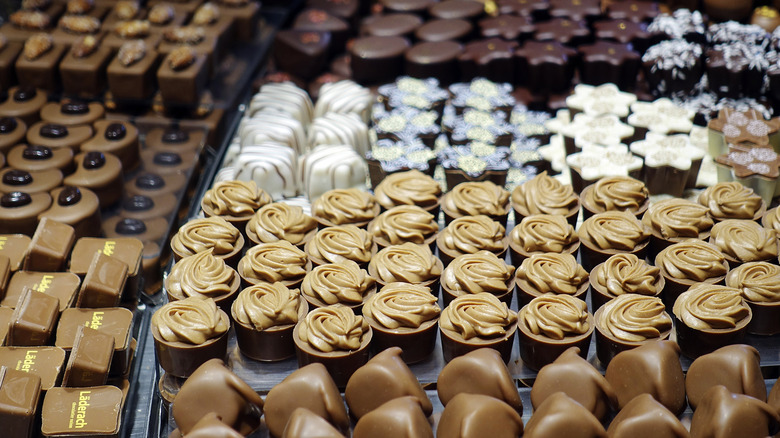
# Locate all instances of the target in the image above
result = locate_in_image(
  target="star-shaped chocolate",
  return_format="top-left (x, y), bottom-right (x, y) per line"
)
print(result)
top-left (534, 17), bottom-right (591, 47)
top-left (548, 0), bottom-right (602, 23)
top-left (577, 41), bottom-right (640, 90)
top-left (516, 40), bottom-right (578, 93)
top-left (594, 19), bottom-right (652, 53)
top-left (606, 0), bottom-right (660, 23)
top-left (497, 0), bottom-right (551, 19)
top-left (458, 37), bottom-right (519, 83)
top-left (479, 15), bottom-right (536, 41)
top-left (708, 107), bottom-right (780, 147)
top-left (716, 143), bottom-right (780, 179)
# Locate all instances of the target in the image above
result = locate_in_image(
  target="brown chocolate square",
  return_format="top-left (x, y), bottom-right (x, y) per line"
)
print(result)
top-left (102, 32), bottom-right (162, 52)
top-left (23, 217), bottom-right (75, 272)
top-left (41, 386), bottom-right (122, 437)
top-left (0, 366), bottom-right (41, 438)
top-left (62, 325), bottom-right (114, 387)
top-left (15, 43), bottom-right (67, 92)
top-left (55, 307), bottom-right (133, 377)
top-left (0, 306), bottom-right (12, 345)
top-left (2, 271), bottom-right (81, 312)
top-left (0, 346), bottom-right (66, 390)
top-left (59, 42), bottom-right (113, 98)
top-left (0, 42), bottom-right (23, 90)
top-left (218, 1), bottom-right (260, 41)
top-left (0, 255), bottom-right (10, 298)
top-left (7, 288), bottom-right (59, 346)
top-left (69, 237), bottom-right (143, 300)
top-left (77, 251), bottom-right (127, 308)
top-left (106, 49), bottom-right (160, 101)
top-left (157, 52), bottom-right (207, 105)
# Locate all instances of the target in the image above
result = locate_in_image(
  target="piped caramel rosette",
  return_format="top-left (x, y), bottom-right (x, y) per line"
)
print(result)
top-left (311, 188), bottom-right (378, 227)
top-left (165, 250), bottom-right (239, 308)
top-left (369, 205), bottom-right (438, 247)
top-left (302, 260), bottom-right (376, 308)
top-left (373, 169), bottom-right (442, 210)
top-left (516, 253), bottom-right (589, 306)
top-left (442, 251), bottom-right (514, 297)
top-left (578, 211), bottom-right (649, 270)
top-left (245, 202), bottom-right (317, 247)
top-left (642, 198), bottom-right (713, 241)
top-left (441, 292), bottom-right (517, 340)
top-left (509, 214), bottom-right (578, 264)
top-left (170, 216), bottom-right (244, 265)
top-left (443, 180), bottom-right (510, 220)
top-left (295, 304), bottom-right (370, 353)
top-left (201, 180), bottom-right (271, 219)
top-left (511, 171), bottom-right (579, 219)
top-left (656, 240), bottom-right (728, 283)
top-left (306, 225), bottom-right (374, 266)
top-left (726, 262), bottom-right (780, 335)
top-left (237, 241), bottom-right (308, 287)
top-left (368, 242), bottom-right (442, 286)
top-left (699, 181), bottom-right (765, 221)
top-left (591, 253), bottom-right (662, 310)
top-left (363, 283), bottom-right (440, 330)
top-left (710, 219), bottom-right (778, 264)
top-left (597, 295), bottom-right (671, 342)
top-left (582, 175), bottom-right (649, 215)
top-left (762, 206), bottom-right (780, 233)
top-left (437, 215), bottom-right (507, 265)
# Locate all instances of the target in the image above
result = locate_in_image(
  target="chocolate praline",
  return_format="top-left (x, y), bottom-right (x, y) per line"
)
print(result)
top-left (39, 186), bottom-right (101, 239)
top-left (588, 253), bottom-right (663, 310)
top-left (0, 191), bottom-right (52, 235)
top-left (63, 151), bottom-right (124, 209)
top-left (25, 121), bottom-right (93, 152)
top-left (0, 168), bottom-right (62, 195)
top-left (0, 116), bottom-right (26, 154)
top-left (0, 86), bottom-right (46, 126)
top-left (726, 261), bottom-right (780, 335)
top-left (39, 101), bottom-right (104, 126)
top-left (7, 144), bottom-right (73, 174)
top-left (349, 35), bottom-right (410, 85)
top-left (80, 120), bottom-right (140, 172)
top-left (593, 294), bottom-right (672, 364)
top-left (685, 344), bottom-right (766, 411)
top-left (437, 347), bottom-right (522, 411)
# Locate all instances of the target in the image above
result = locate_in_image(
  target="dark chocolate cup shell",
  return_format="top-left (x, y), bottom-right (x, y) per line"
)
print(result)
top-left (517, 313), bottom-right (593, 371)
top-left (293, 323), bottom-right (372, 388)
top-left (232, 300), bottom-right (309, 362)
top-left (365, 316), bottom-right (439, 364)
top-left (673, 310), bottom-right (751, 359)
top-left (152, 313), bottom-right (230, 378)
top-left (439, 321), bottom-right (517, 363)
top-left (745, 299), bottom-right (780, 336)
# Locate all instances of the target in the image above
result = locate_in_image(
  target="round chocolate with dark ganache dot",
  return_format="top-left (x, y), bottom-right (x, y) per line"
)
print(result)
top-left (57, 186), bottom-right (82, 206)
top-left (123, 195), bottom-right (154, 212)
top-left (162, 127), bottom-right (189, 143)
top-left (153, 152), bottom-right (182, 166)
top-left (22, 145), bottom-right (53, 160)
top-left (135, 173), bottom-right (165, 190)
top-left (83, 151), bottom-right (106, 169)
top-left (61, 101), bottom-right (89, 115)
top-left (105, 123), bottom-right (127, 141)
top-left (115, 218), bottom-right (147, 235)
top-left (13, 87), bottom-right (36, 102)
top-left (1, 191), bottom-right (32, 208)
top-left (3, 170), bottom-right (32, 186)
top-left (40, 123), bottom-right (69, 139)
top-left (0, 117), bottom-right (18, 134)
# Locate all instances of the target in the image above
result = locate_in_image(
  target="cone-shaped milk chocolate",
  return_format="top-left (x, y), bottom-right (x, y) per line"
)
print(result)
top-left (690, 386), bottom-right (780, 438)
top-left (607, 394), bottom-right (689, 438)
top-left (345, 347), bottom-right (432, 419)
top-left (353, 396), bottom-right (433, 438)
top-left (436, 393), bottom-right (523, 438)
top-left (172, 359), bottom-right (264, 436)
top-left (282, 408), bottom-right (346, 438)
top-left (436, 348), bottom-right (521, 411)
top-left (531, 347), bottom-right (617, 421)
top-left (169, 412), bottom-right (244, 438)
top-left (686, 344), bottom-right (766, 410)
top-left (605, 340), bottom-right (686, 414)
top-left (524, 392), bottom-right (607, 438)
top-left (264, 363), bottom-right (349, 438)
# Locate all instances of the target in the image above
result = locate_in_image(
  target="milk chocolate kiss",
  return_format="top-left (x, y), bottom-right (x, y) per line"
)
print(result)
top-left (531, 347), bottom-right (617, 421)
top-left (437, 393), bottom-right (524, 438)
top-left (524, 392), bottom-right (607, 438)
top-left (437, 348), bottom-right (521, 411)
top-left (352, 396), bottom-right (433, 438)
top-left (690, 386), bottom-right (780, 438)
top-left (685, 344), bottom-right (766, 410)
top-left (169, 412), bottom-right (243, 438)
top-left (282, 408), bottom-right (346, 438)
top-left (344, 347), bottom-right (431, 419)
top-left (171, 359), bottom-right (264, 436)
top-left (606, 394), bottom-right (689, 438)
top-left (605, 340), bottom-right (686, 414)
top-left (263, 363), bottom-right (349, 438)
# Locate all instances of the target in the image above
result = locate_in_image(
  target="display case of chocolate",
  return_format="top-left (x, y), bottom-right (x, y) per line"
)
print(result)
top-left (106, 40), bottom-right (159, 101)
top-left (439, 292), bottom-right (517, 363)
top-left (39, 186), bottom-right (101, 239)
top-left (231, 282), bottom-right (308, 362)
top-left (170, 216), bottom-right (244, 267)
top-left (673, 283), bottom-right (751, 358)
top-left (152, 297), bottom-right (230, 378)
top-left (0, 37), bottom-right (23, 90)
top-left (0, 86), bottom-right (46, 126)
top-left (26, 121), bottom-right (93, 152)
top-left (15, 33), bottom-right (66, 92)
top-left (0, 117), bottom-right (26, 154)
top-left (593, 294), bottom-right (671, 364)
top-left (350, 35), bottom-right (409, 85)
top-left (293, 304), bottom-right (372, 388)
top-left (0, 191), bottom-right (51, 235)
top-left (81, 120), bottom-right (140, 171)
top-left (63, 151), bottom-right (123, 208)
top-left (509, 214), bottom-right (579, 267)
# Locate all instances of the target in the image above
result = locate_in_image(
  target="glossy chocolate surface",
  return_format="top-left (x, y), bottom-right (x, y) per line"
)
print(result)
top-left (2, 271), bottom-right (80, 312)
top-left (0, 346), bottom-right (66, 390)
top-left (607, 393), bottom-right (688, 438)
top-left (352, 396), bottom-right (433, 438)
top-left (0, 366), bottom-right (41, 438)
top-left (7, 288), bottom-right (59, 346)
top-left (523, 392), bottom-right (607, 438)
top-left (77, 251), bottom-right (127, 308)
top-left (282, 407), bottom-right (346, 438)
top-left (437, 393), bottom-right (524, 438)
top-left (685, 344), bottom-right (766, 410)
top-left (24, 217), bottom-right (75, 272)
top-left (62, 325), bottom-right (114, 387)
top-left (690, 386), bottom-right (780, 438)
top-left (41, 386), bottom-right (123, 437)
top-left (437, 348), bottom-right (521, 411)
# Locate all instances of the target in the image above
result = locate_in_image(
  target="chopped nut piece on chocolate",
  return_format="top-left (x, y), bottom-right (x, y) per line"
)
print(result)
top-left (10, 10), bottom-right (51, 30)
top-left (60, 15), bottom-right (100, 34)
top-left (169, 45), bottom-right (195, 70)
top-left (114, 19), bottom-right (150, 38)
top-left (72, 34), bottom-right (98, 58)
top-left (66, 0), bottom-right (94, 15)
top-left (21, 0), bottom-right (51, 10)
top-left (114, 0), bottom-right (140, 20)
top-left (117, 40), bottom-right (146, 66)
top-left (164, 26), bottom-right (206, 44)
top-left (148, 4), bottom-right (175, 25)
top-left (23, 33), bottom-right (53, 60)
top-left (192, 2), bottom-right (220, 25)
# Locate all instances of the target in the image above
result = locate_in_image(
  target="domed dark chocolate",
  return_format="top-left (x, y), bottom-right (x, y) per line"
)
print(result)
top-left (153, 152), bottom-right (182, 166)
top-left (57, 186), bottom-right (82, 206)
top-left (0, 117), bottom-right (18, 134)
top-left (1, 191), bottom-right (32, 208)
top-left (136, 173), bottom-right (165, 190)
top-left (3, 170), bottom-right (32, 186)
top-left (115, 218), bottom-right (147, 235)
top-left (61, 101), bottom-right (89, 115)
top-left (162, 127), bottom-right (189, 143)
top-left (83, 151), bottom-right (106, 169)
top-left (40, 123), bottom-right (69, 139)
top-left (13, 86), bottom-right (36, 102)
top-left (105, 123), bottom-right (127, 141)
top-left (123, 195), bottom-right (154, 212)
top-left (22, 145), bottom-right (53, 160)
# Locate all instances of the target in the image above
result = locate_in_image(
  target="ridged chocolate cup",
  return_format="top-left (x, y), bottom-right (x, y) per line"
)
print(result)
top-left (436, 233), bottom-right (509, 268)
top-left (517, 313), bottom-right (594, 371)
top-left (579, 237), bottom-right (649, 272)
top-left (745, 300), bottom-right (780, 335)
top-left (151, 309), bottom-right (230, 378)
top-left (442, 276), bottom-right (515, 308)
top-left (579, 183), bottom-right (650, 222)
top-left (589, 261), bottom-right (665, 311)
top-left (293, 323), bottom-right (372, 388)
top-left (364, 315), bottom-right (438, 364)
top-left (164, 267), bottom-right (241, 315)
top-left (439, 320), bottom-right (517, 363)
top-left (232, 299), bottom-right (309, 362)
top-left (673, 309), bottom-right (751, 359)
top-left (593, 305), bottom-right (671, 366)
top-left (508, 238), bottom-right (580, 268)
top-left (515, 276), bottom-right (588, 309)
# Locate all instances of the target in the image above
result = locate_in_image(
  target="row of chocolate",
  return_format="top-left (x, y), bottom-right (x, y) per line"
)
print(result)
top-left (159, 342), bottom-right (780, 437)
top-left (0, 0), bottom-right (260, 103)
